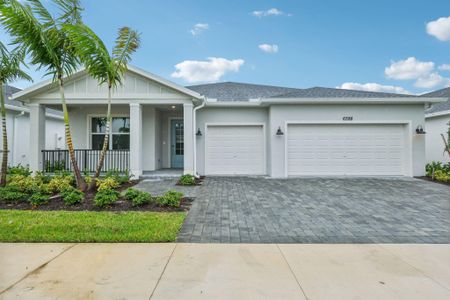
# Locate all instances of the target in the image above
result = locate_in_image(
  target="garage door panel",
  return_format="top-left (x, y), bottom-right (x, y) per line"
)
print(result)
top-left (206, 125), bottom-right (265, 175)
top-left (287, 124), bottom-right (406, 176)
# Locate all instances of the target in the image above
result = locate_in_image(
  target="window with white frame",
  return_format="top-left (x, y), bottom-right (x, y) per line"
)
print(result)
top-left (91, 117), bottom-right (130, 150)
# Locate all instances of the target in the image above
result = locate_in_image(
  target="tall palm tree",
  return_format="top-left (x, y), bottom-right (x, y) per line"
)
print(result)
top-left (0, 0), bottom-right (87, 190)
top-left (0, 43), bottom-right (32, 186)
top-left (65, 24), bottom-right (140, 191)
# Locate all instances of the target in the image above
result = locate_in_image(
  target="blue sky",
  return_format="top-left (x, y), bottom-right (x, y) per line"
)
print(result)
top-left (3, 0), bottom-right (450, 94)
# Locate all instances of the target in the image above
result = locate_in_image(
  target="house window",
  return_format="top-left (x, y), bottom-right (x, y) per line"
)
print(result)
top-left (91, 117), bottom-right (130, 150)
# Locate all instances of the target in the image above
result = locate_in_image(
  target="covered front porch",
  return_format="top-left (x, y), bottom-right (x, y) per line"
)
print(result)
top-left (31, 102), bottom-right (195, 178)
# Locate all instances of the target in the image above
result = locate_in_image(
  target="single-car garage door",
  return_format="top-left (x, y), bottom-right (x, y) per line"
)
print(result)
top-left (287, 124), bottom-right (406, 176)
top-left (206, 125), bottom-right (265, 175)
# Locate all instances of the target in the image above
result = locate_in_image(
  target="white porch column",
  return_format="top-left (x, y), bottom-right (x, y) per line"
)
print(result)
top-left (129, 103), bottom-right (143, 178)
top-left (29, 103), bottom-right (46, 173)
top-left (183, 103), bottom-right (194, 174)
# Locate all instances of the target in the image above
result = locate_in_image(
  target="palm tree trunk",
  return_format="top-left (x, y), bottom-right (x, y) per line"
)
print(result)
top-left (58, 76), bottom-right (86, 191)
top-left (88, 86), bottom-right (112, 191)
top-left (441, 134), bottom-right (450, 157)
top-left (0, 84), bottom-right (8, 187)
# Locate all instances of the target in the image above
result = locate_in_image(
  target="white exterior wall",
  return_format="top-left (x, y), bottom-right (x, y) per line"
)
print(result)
top-left (0, 108), bottom-right (64, 168)
top-left (195, 107), bottom-right (270, 175)
top-left (425, 114), bottom-right (450, 163)
top-left (269, 104), bottom-right (426, 177)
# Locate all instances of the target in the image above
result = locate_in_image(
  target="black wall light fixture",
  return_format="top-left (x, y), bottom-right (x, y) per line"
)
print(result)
top-left (415, 125), bottom-right (426, 134)
top-left (196, 128), bottom-right (203, 136)
top-left (276, 126), bottom-right (284, 136)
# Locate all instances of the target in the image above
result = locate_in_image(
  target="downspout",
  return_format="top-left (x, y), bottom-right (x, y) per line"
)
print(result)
top-left (12, 111), bottom-right (26, 166)
top-left (193, 96), bottom-right (206, 177)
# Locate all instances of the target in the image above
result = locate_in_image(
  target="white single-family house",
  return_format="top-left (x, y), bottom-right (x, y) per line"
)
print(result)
top-left (1, 85), bottom-right (65, 167)
top-left (11, 66), bottom-right (445, 178)
top-left (424, 88), bottom-right (450, 164)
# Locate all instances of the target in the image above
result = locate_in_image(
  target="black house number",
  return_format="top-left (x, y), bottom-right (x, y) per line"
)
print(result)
top-left (343, 116), bottom-right (353, 121)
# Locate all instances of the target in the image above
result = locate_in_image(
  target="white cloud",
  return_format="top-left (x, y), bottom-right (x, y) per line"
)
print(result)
top-left (190, 23), bottom-right (209, 36)
top-left (258, 44), bottom-right (279, 53)
top-left (426, 16), bottom-right (450, 41)
top-left (414, 72), bottom-right (450, 88)
top-left (338, 82), bottom-right (410, 94)
top-left (252, 8), bottom-right (288, 17)
top-left (439, 64), bottom-right (450, 71)
top-left (385, 57), bottom-right (434, 80)
top-left (171, 57), bottom-right (245, 83)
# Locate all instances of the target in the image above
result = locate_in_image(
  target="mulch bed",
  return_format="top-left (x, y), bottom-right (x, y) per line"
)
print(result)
top-left (416, 176), bottom-right (450, 187)
top-left (0, 179), bottom-right (195, 212)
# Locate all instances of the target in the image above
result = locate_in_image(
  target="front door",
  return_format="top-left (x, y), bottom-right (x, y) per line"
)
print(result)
top-left (170, 119), bottom-right (184, 168)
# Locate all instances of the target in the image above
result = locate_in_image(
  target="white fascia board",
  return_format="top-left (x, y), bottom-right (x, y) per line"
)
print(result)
top-left (5, 104), bottom-right (63, 120)
top-left (205, 101), bottom-right (262, 107)
top-left (127, 65), bottom-right (202, 99)
top-left (425, 110), bottom-right (450, 119)
top-left (261, 97), bottom-right (447, 104)
top-left (12, 65), bottom-right (202, 102)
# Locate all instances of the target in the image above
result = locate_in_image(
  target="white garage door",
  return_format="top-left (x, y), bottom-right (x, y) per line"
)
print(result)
top-left (206, 125), bottom-right (265, 175)
top-left (287, 124), bottom-right (406, 176)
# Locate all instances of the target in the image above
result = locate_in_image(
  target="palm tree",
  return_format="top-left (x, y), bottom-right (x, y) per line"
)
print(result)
top-left (64, 24), bottom-right (140, 191)
top-left (0, 43), bottom-right (32, 186)
top-left (0, 0), bottom-right (87, 190)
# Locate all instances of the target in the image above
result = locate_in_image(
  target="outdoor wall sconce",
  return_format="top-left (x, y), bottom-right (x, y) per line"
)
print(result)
top-left (276, 127), bottom-right (284, 136)
top-left (196, 128), bottom-right (203, 136)
top-left (415, 125), bottom-right (426, 134)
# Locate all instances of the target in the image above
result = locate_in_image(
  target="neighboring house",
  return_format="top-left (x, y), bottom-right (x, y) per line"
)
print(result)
top-left (423, 88), bottom-right (450, 164)
top-left (11, 66), bottom-right (444, 177)
top-left (1, 85), bottom-right (65, 167)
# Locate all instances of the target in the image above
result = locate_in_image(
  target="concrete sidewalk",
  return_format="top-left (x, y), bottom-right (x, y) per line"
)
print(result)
top-left (1, 243), bottom-right (449, 299)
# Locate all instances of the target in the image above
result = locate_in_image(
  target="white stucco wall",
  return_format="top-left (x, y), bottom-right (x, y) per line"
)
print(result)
top-left (0, 109), bottom-right (65, 167)
top-left (269, 104), bottom-right (426, 177)
top-left (425, 114), bottom-right (450, 164)
top-left (195, 107), bottom-right (270, 175)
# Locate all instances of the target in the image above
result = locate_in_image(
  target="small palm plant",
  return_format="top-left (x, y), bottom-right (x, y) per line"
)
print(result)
top-left (0, 43), bottom-right (32, 186)
top-left (64, 25), bottom-right (140, 191)
top-left (442, 121), bottom-right (450, 157)
top-left (0, 0), bottom-right (87, 190)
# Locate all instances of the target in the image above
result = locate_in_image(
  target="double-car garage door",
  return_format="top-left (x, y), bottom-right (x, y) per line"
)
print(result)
top-left (204, 123), bottom-right (407, 176)
top-left (287, 124), bottom-right (406, 176)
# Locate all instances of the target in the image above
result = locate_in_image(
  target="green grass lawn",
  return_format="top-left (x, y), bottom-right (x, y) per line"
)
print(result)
top-left (0, 210), bottom-right (186, 242)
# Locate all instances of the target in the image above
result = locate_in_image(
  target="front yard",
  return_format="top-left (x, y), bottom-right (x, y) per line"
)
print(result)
top-left (0, 210), bottom-right (186, 242)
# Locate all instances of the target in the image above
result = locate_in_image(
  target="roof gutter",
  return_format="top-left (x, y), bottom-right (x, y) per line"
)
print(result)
top-left (193, 96), bottom-right (206, 177)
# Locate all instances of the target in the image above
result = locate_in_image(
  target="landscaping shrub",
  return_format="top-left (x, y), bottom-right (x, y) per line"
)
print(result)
top-left (157, 190), bottom-right (183, 207)
top-left (426, 161), bottom-right (450, 182)
top-left (34, 172), bottom-right (52, 184)
top-left (61, 187), bottom-right (84, 206)
top-left (105, 169), bottom-right (131, 184)
top-left (179, 174), bottom-right (196, 186)
top-left (48, 174), bottom-right (74, 194)
top-left (7, 175), bottom-right (40, 194)
top-left (132, 191), bottom-right (152, 207)
top-left (96, 177), bottom-right (119, 192)
top-left (0, 186), bottom-right (27, 202)
top-left (28, 193), bottom-right (50, 207)
top-left (434, 170), bottom-right (450, 182)
top-left (94, 188), bottom-right (119, 208)
top-left (7, 165), bottom-right (31, 177)
top-left (124, 188), bottom-right (142, 200)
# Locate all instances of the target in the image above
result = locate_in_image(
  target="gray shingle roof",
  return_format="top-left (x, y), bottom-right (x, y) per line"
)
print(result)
top-left (186, 82), bottom-right (414, 101)
top-left (2, 85), bottom-right (24, 107)
top-left (423, 88), bottom-right (450, 115)
top-left (186, 82), bottom-right (302, 101)
top-left (271, 87), bottom-right (414, 98)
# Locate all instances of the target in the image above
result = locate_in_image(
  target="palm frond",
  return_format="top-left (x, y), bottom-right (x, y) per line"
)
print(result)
top-left (111, 26), bottom-right (140, 86)
top-left (64, 23), bottom-right (112, 85)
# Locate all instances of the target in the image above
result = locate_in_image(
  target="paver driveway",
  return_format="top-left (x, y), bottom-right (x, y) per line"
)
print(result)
top-left (177, 177), bottom-right (450, 243)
